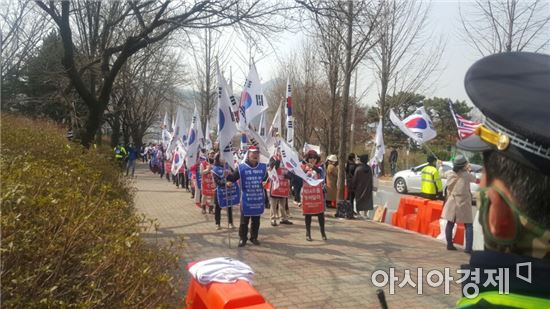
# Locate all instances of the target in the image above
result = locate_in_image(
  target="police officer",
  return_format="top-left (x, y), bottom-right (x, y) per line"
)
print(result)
top-left (454, 52), bottom-right (550, 308)
top-left (420, 155), bottom-right (443, 200)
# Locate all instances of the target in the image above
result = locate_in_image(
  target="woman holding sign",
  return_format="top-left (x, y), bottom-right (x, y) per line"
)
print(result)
top-left (301, 150), bottom-right (328, 241)
top-left (212, 152), bottom-right (239, 230)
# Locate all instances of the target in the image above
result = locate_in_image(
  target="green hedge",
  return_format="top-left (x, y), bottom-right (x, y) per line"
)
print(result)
top-left (1, 115), bottom-right (181, 308)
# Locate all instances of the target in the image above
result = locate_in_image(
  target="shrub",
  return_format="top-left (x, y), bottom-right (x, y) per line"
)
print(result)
top-left (1, 115), bottom-right (181, 308)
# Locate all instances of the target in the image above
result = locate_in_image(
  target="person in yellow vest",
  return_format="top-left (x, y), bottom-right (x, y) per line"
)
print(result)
top-left (420, 155), bottom-right (443, 200)
top-left (114, 144), bottom-right (127, 168)
top-left (454, 52), bottom-right (550, 308)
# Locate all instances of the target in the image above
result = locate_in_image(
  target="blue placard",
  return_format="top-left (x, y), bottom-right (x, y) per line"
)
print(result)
top-left (239, 162), bottom-right (266, 216)
top-left (217, 184), bottom-right (241, 208)
top-left (195, 166), bottom-right (201, 189)
top-left (212, 166), bottom-right (240, 208)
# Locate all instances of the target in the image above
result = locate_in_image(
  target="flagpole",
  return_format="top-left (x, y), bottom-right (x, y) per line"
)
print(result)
top-left (421, 143), bottom-right (438, 160)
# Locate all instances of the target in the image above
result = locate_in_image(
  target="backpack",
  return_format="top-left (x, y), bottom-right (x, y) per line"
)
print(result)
top-left (336, 201), bottom-right (354, 219)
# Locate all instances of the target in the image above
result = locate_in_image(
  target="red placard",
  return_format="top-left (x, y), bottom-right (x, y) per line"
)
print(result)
top-left (301, 182), bottom-right (324, 214)
top-left (201, 162), bottom-right (216, 197)
top-left (270, 168), bottom-right (290, 197)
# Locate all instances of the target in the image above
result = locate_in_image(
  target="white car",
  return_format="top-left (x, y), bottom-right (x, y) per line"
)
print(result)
top-left (392, 161), bottom-right (482, 198)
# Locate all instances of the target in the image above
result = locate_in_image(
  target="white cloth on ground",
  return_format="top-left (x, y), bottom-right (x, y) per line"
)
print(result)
top-left (188, 257), bottom-right (255, 285)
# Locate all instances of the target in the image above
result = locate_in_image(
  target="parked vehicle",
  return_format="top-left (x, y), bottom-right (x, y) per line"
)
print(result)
top-left (392, 161), bottom-right (482, 200)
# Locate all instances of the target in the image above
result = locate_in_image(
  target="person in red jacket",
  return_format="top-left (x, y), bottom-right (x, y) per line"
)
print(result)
top-left (200, 150), bottom-right (216, 214)
top-left (267, 150), bottom-right (293, 226)
top-left (301, 150), bottom-right (327, 241)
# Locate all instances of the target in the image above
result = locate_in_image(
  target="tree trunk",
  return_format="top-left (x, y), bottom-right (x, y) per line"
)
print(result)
top-left (83, 105), bottom-right (104, 148)
top-left (336, 0), bottom-right (354, 202)
top-left (110, 111), bottom-right (121, 147)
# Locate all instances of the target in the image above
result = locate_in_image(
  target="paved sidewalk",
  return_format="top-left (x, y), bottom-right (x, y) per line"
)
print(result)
top-left (132, 163), bottom-right (469, 308)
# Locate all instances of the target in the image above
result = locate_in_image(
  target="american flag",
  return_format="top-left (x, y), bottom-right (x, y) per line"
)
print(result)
top-left (449, 101), bottom-right (480, 139)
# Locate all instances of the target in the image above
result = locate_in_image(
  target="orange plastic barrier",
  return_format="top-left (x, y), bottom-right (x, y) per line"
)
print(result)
top-left (391, 197), bottom-right (467, 246)
top-left (427, 220), bottom-right (440, 238)
top-left (454, 224), bottom-right (465, 245)
top-left (420, 200), bottom-right (444, 235)
top-left (186, 263), bottom-right (274, 309)
top-left (392, 196), bottom-right (428, 231)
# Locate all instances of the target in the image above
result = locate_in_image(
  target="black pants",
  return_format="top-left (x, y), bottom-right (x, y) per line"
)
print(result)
top-left (239, 214), bottom-right (260, 241)
top-left (348, 192), bottom-right (355, 206)
top-left (214, 197), bottom-right (233, 225)
top-left (183, 172), bottom-right (189, 190)
top-left (305, 213), bottom-right (326, 237)
top-left (293, 181), bottom-right (302, 202)
top-left (446, 221), bottom-right (473, 251)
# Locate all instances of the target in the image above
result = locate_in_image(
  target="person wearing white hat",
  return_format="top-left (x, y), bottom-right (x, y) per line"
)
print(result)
top-left (325, 154), bottom-right (338, 209)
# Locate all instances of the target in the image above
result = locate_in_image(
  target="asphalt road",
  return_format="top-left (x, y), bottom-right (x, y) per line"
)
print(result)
top-left (374, 180), bottom-right (402, 224)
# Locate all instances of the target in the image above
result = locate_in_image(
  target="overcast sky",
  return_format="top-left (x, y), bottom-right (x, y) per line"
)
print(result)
top-left (183, 1), bottom-right (549, 113)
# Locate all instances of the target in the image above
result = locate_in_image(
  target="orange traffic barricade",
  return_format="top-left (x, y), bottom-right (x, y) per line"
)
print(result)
top-left (186, 263), bottom-right (275, 309)
top-left (392, 196), bottom-right (429, 232)
top-left (453, 224), bottom-right (465, 245)
top-left (418, 200), bottom-right (444, 235)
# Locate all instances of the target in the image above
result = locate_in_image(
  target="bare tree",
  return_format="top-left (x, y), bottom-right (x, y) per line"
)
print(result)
top-left (1, 0), bottom-right (50, 80)
top-left (125, 53), bottom-right (181, 147)
top-left (301, 0), bottom-right (382, 200)
top-left (460, 0), bottom-right (550, 56)
top-left (265, 44), bottom-right (333, 154)
top-left (309, 6), bottom-right (345, 155)
top-left (190, 27), bottom-right (222, 137)
top-left (371, 0), bottom-right (444, 131)
top-left (35, 0), bottom-right (291, 148)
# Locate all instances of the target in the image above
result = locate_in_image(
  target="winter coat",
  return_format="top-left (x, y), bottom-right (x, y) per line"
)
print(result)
top-left (350, 163), bottom-right (373, 211)
top-left (441, 170), bottom-right (476, 224)
top-left (326, 163), bottom-right (338, 201)
top-left (345, 161), bottom-right (357, 188)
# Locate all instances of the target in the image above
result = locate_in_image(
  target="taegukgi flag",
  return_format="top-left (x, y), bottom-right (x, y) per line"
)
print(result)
top-left (168, 106), bottom-right (188, 153)
top-left (186, 104), bottom-right (203, 164)
top-left (161, 112), bottom-right (171, 149)
top-left (245, 127), bottom-right (270, 160)
top-left (285, 78), bottom-right (294, 148)
top-left (162, 128), bottom-right (172, 151)
top-left (390, 106), bottom-right (436, 144)
top-left (171, 141), bottom-right (187, 176)
top-left (238, 63), bottom-right (268, 130)
top-left (279, 140), bottom-right (324, 187)
top-left (217, 66), bottom-right (239, 165)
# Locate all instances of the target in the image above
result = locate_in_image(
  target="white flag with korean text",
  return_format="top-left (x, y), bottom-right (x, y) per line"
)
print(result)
top-left (217, 67), bottom-right (239, 165)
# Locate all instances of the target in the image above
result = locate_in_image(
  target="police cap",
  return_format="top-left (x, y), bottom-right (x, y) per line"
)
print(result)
top-left (457, 52), bottom-right (550, 176)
